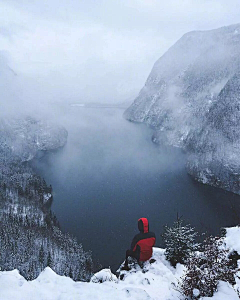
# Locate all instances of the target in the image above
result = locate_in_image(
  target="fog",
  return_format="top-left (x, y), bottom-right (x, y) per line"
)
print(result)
top-left (32, 106), bottom-right (240, 269)
top-left (46, 106), bottom-right (185, 175)
top-left (1, 0), bottom-right (240, 115)
top-left (2, 0), bottom-right (240, 269)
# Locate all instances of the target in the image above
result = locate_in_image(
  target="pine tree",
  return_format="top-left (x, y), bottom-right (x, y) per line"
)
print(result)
top-left (39, 245), bottom-right (45, 267)
top-left (162, 217), bottom-right (199, 267)
top-left (69, 267), bottom-right (73, 279)
top-left (47, 251), bottom-right (53, 268)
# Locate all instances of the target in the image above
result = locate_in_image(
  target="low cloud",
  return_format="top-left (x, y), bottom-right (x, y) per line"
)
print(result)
top-left (0, 0), bottom-right (240, 112)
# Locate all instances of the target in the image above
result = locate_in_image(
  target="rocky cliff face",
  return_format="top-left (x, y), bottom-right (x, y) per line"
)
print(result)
top-left (125, 24), bottom-right (240, 195)
top-left (186, 73), bottom-right (240, 194)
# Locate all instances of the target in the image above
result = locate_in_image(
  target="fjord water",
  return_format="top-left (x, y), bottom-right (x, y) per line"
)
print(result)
top-left (32, 106), bottom-right (240, 270)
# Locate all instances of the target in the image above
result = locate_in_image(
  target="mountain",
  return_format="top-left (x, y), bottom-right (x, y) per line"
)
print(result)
top-left (186, 72), bottom-right (240, 194)
top-left (0, 117), bottom-right (93, 281)
top-left (0, 117), bottom-right (68, 161)
top-left (124, 24), bottom-right (240, 195)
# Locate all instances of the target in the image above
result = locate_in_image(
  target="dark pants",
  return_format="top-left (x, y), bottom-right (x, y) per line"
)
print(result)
top-left (125, 249), bottom-right (139, 266)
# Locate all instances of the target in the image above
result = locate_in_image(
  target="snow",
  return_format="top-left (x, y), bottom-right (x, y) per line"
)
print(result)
top-left (203, 281), bottom-right (239, 300)
top-left (90, 269), bottom-right (118, 283)
top-left (225, 227), bottom-right (240, 253)
top-left (43, 193), bottom-right (52, 204)
top-left (0, 249), bottom-right (182, 300)
top-left (1, 231), bottom-right (240, 300)
top-left (193, 288), bottom-right (200, 297)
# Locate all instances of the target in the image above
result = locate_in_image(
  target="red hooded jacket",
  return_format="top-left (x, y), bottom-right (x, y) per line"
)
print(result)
top-left (131, 218), bottom-right (156, 261)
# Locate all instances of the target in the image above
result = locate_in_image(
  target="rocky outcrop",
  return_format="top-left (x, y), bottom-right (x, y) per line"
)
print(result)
top-left (125, 24), bottom-right (240, 195)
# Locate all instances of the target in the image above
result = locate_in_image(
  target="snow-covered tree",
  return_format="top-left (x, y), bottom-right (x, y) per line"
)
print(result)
top-left (0, 140), bottom-right (94, 281)
top-left (47, 251), bottom-right (53, 268)
top-left (178, 236), bottom-right (238, 299)
top-left (162, 217), bottom-right (199, 267)
top-left (39, 245), bottom-right (45, 266)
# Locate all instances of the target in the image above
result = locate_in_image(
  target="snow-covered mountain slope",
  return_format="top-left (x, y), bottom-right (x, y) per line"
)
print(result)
top-left (0, 117), bottom-right (94, 281)
top-left (0, 116), bottom-right (68, 161)
top-left (124, 23), bottom-right (240, 194)
top-left (186, 72), bottom-right (240, 194)
top-left (1, 228), bottom-right (240, 300)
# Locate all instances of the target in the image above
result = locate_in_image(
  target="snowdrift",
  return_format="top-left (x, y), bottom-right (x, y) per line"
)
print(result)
top-left (1, 227), bottom-right (240, 300)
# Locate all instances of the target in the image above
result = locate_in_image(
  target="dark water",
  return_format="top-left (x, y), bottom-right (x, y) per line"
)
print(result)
top-left (32, 107), bottom-right (240, 270)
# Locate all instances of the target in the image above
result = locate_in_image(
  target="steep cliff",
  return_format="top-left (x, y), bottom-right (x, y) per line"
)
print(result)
top-left (186, 73), bottom-right (240, 194)
top-left (125, 23), bottom-right (240, 194)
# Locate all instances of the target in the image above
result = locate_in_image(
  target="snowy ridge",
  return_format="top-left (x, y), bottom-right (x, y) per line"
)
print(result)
top-left (0, 248), bottom-right (184, 300)
top-left (1, 227), bottom-right (240, 300)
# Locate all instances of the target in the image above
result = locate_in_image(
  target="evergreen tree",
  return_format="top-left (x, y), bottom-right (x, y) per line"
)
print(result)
top-left (47, 251), bottom-right (53, 268)
top-left (39, 245), bottom-right (45, 266)
top-left (69, 267), bottom-right (73, 279)
top-left (162, 216), bottom-right (199, 267)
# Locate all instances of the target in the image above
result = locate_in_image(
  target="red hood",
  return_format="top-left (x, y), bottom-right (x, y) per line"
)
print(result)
top-left (138, 217), bottom-right (149, 233)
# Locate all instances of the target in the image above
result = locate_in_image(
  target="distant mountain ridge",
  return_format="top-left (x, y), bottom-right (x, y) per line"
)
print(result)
top-left (125, 23), bottom-right (240, 195)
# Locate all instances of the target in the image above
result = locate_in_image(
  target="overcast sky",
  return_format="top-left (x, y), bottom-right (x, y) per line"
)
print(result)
top-left (1, 0), bottom-right (240, 104)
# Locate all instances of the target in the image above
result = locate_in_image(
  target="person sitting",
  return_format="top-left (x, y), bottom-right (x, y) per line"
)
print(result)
top-left (123, 217), bottom-right (156, 270)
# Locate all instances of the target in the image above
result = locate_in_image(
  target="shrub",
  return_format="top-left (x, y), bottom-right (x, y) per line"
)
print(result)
top-left (162, 217), bottom-right (199, 267)
top-left (177, 236), bottom-right (238, 299)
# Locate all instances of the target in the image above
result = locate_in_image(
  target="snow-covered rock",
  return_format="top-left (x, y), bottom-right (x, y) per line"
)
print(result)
top-left (225, 227), bottom-right (240, 252)
top-left (124, 23), bottom-right (240, 195)
top-left (205, 281), bottom-right (239, 300)
top-left (90, 269), bottom-right (118, 283)
top-left (0, 116), bottom-right (68, 161)
top-left (43, 193), bottom-right (52, 204)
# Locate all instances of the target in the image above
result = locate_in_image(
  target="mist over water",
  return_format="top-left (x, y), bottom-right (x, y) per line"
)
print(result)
top-left (32, 106), bottom-right (240, 270)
